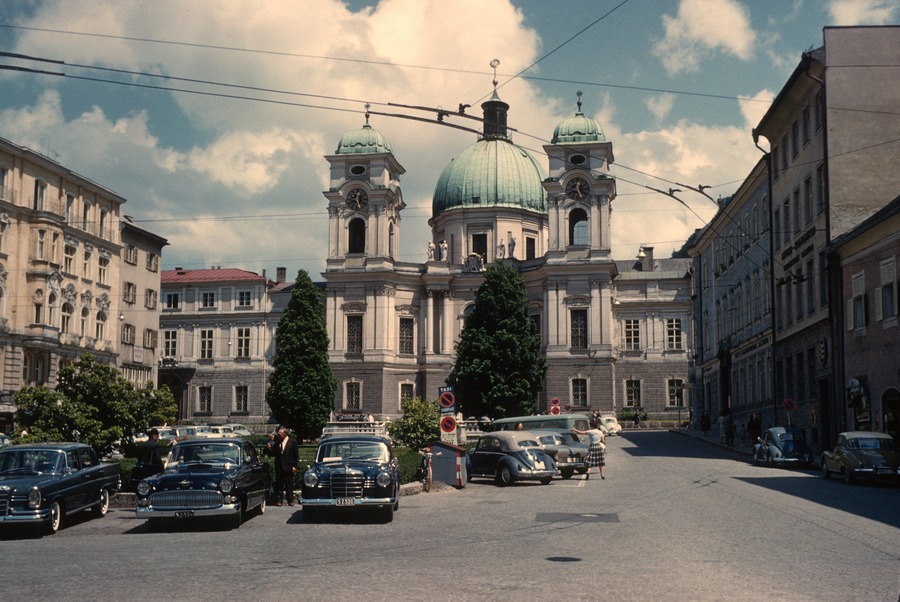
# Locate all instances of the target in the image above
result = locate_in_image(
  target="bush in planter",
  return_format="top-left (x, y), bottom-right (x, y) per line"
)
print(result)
top-left (620, 407), bottom-right (649, 423)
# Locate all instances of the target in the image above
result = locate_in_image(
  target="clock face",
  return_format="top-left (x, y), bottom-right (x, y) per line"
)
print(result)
top-left (347, 189), bottom-right (368, 209)
top-left (566, 177), bottom-right (589, 200)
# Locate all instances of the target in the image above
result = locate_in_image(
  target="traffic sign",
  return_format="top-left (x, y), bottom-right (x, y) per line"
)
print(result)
top-left (439, 390), bottom-right (456, 409)
top-left (550, 406), bottom-right (561, 415)
top-left (440, 415), bottom-right (457, 433)
top-left (550, 397), bottom-right (560, 406)
top-left (783, 398), bottom-right (797, 412)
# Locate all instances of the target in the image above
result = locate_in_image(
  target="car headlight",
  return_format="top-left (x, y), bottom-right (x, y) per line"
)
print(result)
top-left (303, 472), bottom-right (319, 487)
top-left (375, 471), bottom-right (392, 487)
top-left (219, 478), bottom-right (234, 493)
top-left (136, 481), bottom-right (151, 496)
top-left (27, 488), bottom-right (41, 509)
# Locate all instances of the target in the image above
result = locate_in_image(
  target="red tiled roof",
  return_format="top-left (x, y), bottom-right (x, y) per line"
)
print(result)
top-left (161, 268), bottom-right (266, 284)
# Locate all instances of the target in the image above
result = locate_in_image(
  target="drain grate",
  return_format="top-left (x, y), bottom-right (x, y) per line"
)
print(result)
top-left (535, 512), bottom-right (620, 523)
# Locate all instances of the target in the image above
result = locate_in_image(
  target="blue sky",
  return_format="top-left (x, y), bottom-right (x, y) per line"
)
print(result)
top-left (1, 0), bottom-right (897, 278)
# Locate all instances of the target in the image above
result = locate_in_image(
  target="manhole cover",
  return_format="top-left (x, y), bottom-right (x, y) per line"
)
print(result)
top-left (546, 556), bottom-right (582, 563)
top-left (535, 512), bottom-right (620, 523)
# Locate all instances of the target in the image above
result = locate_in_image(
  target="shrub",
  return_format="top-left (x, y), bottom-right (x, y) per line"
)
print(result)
top-left (395, 447), bottom-right (421, 484)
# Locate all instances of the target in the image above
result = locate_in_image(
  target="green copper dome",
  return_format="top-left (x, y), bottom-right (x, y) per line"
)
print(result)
top-left (335, 124), bottom-right (393, 155)
top-left (551, 112), bottom-right (604, 144)
top-left (432, 138), bottom-right (547, 217)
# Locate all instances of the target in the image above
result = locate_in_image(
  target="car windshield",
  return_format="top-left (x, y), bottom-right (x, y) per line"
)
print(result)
top-left (0, 449), bottom-right (66, 474)
top-left (517, 440), bottom-right (540, 448)
top-left (849, 437), bottom-right (896, 450)
top-left (317, 441), bottom-right (390, 463)
top-left (168, 443), bottom-right (240, 465)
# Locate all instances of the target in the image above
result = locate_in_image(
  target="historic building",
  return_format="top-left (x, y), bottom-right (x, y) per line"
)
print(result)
top-left (828, 195), bottom-right (900, 439)
top-left (157, 266), bottom-right (291, 425)
top-left (687, 158), bottom-right (774, 434)
top-left (322, 90), bottom-right (692, 420)
top-left (752, 26), bottom-right (900, 449)
top-left (0, 135), bottom-right (165, 432)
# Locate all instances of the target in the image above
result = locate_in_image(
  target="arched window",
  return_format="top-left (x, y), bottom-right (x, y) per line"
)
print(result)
top-left (569, 208), bottom-right (589, 246)
top-left (95, 311), bottom-right (107, 340)
top-left (388, 222), bottom-right (395, 259)
top-left (48, 292), bottom-right (57, 327)
top-left (81, 306), bottom-right (90, 336)
top-left (61, 303), bottom-right (73, 334)
top-left (348, 218), bottom-right (366, 254)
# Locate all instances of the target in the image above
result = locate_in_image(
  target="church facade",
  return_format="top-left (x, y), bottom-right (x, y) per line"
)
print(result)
top-left (322, 90), bottom-right (692, 421)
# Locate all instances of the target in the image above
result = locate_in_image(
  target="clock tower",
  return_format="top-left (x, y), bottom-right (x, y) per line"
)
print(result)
top-left (543, 92), bottom-right (616, 259)
top-left (324, 112), bottom-right (406, 270)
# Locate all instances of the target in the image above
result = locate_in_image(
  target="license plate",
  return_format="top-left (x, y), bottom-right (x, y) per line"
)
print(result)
top-left (336, 498), bottom-right (354, 507)
top-left (566, 457), bottom-right (575, 463)
top-left (174, 511), bottom-right (194, 519)
top-left (533, 460), bottom-right (544, 469)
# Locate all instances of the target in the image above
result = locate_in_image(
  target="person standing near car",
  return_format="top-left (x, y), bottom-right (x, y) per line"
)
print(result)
top-left (272, 427), bottom-right (299, 506)
top-left (572, 419), bottom-right (606, 480)
top-left (138, 428), bottom-right (163, 470)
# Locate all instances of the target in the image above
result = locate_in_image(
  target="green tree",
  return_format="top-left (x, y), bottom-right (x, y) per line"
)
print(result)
top-left (387, 397), bottom-right (440, 451)
top-left (14, 353), bottom-right (177, 455)
top-left (267, 269), bottom-right (337, 442)
top-left (448, 261), bottom-right (546, 419)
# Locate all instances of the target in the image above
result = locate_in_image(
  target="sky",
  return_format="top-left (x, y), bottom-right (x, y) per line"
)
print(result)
top-left (1, 0), bottom-right (897, 279)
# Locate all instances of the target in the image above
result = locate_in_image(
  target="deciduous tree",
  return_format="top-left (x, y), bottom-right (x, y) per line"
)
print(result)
top-left (387, 397), bottom-right (440, 451)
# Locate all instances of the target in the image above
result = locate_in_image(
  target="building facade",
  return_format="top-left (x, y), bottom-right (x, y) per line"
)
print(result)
top-left (0, 136), bottom-right (150, 432)
top-left (829, 195), bottom-right (900, 439)
top-left (687, 159), bottom-right (774, 434)
top-left (322, 92), bottom-right (692, 421)
top-left (752, 26), bottom-right (900, 449)
top-left (157, 267), bottom-right (291, 427)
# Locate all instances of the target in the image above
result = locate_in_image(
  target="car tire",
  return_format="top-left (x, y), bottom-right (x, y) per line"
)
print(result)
top-left (767, 454), bottom-right (775, 468)
top-left (496, 464), bottom-right (515, 486)
top-left (561, 469), bottom-right (575, 479)
top-left (393, 499), bottom-right (399, 512)
top-left (256, 496), bottom-right (267, 516)
top-left (94, 488), bottom-right (110, 517)
top-left (540, 476), bottom-right (552, 485)
top-left (821, 462), bottom-right (830, 479)
top-left (45, 500), bottom-right (63, 535)
top-left (229, 501), bottom-right (243, 529)
top-left (842, 469), bottom-right (854, 484)
top-left (378, 505), bottom-right (394, 523)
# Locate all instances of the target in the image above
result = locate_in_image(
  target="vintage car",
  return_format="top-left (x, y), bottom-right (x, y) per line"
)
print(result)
top-left (821, 431), bottom-right (900, 484)
top-left (300, 434), bottom-right (400, 523)
top-left (467, 431), bottom-right (556, 486)
top-left (600, 415), bottom-right (623, 435)
top-left (529, 429), bottom-right (587, 479)
top-left (135, 438), bottom-right (270, 529)
top-left (223, 423), bottom-right (253, 437)
top-left (752, 427), bottom-right (812, 468)
top-left (0, 443), bottom-right (121, 535)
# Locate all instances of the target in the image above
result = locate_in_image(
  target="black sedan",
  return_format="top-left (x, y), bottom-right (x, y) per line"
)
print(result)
top-left (467, 431), bottom-right (556, 486)
top-left (135, 438), bottom-right (270, 529)
top-left (300, 434), bottom-right (400, 523)
top-left (529, 429), bottom-right (588, 479)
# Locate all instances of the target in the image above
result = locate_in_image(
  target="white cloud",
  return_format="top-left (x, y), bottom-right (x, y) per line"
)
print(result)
top-left (645, 93), bottom-right (675, 123)
top-left (654, 0), bottom-right (757, 74)
top-left (829, 0), bottom-right (898, 25)
top-left (739, 89), bottom-right (776, 133)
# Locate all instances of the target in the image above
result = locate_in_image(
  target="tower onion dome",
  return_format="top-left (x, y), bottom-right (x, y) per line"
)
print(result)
top-left (432, 91), bottom-right (546, 218)
top-left (551, 111), bottom-right (604, 144)
top-left (335, 124), bottom-right (393, 155)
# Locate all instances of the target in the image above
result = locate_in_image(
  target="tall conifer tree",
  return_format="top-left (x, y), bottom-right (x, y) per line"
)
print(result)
top-left (267, 270), bottom-right (337, 441)
top-left (448, 262), bottom-right (546, 418)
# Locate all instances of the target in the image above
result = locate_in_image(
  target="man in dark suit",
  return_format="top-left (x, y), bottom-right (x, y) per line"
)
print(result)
top-left (272, 427), bottom-right (299, 506)
top-left (132, 428), bottom-right (164, 487)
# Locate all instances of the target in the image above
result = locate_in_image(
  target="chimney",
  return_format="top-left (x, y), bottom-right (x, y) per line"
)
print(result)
top-left (277, 267), bottom-right (286, 283)
top-left (642, 246), bottom-right (654, 271)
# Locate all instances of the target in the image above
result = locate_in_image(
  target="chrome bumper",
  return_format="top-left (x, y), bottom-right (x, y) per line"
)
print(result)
top-left (135, 503), bottom-right (240, 519)
top-left (300, 497), bottom-right (395, 508)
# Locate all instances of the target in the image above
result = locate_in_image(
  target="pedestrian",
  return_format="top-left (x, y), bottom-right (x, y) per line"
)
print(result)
top-left (632, 408), bottom-right (641, 429)
top-left (700, 411), bottom-right (711, 437)
top-left (138, 428), bottom-right (164, 470)
top-left (724, 411), bottom-right (734, 447)
top-left (572, 419), bottom-right (606, 480)
top-left (272, 427), bottom-right (299, 506)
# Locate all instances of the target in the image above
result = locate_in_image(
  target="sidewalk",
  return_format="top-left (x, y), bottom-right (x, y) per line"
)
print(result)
top-left (668, 426), bottom-right (822, 466)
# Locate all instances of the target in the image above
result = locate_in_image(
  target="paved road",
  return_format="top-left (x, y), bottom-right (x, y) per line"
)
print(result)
top-left (2, 431), bottom-right (898, 601)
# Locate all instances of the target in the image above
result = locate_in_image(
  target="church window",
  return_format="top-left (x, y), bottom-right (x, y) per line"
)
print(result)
top-left (569, 208), bottom-right (588, 246)
top-left (347, 315), bottom-right (363, 354)
top-left (472, 233), bottom-right (487, 260)
top-left (345, 382), bottom-right (361, 410)
top-left (348, 218), bottom-right (366, 254)
top-left (570, 309), bottom-right (587, 349)
top-left (572, 378), bottom-right (588, 406)
top-left (526, 237), bottom-right (536, 260)
top-left (625, 379), bottom-right (641, 406)
top-left (399, 318), bottom-right (414, 355)
top-left (625, 319), bottom-right (641, 350)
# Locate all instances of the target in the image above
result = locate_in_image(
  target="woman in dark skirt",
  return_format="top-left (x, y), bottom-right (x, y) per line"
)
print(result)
top-left (573, 419), bottom-right (606, 480)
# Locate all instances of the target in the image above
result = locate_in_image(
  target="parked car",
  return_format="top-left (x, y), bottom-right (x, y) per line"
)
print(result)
top-left (752, 427), bottom-right (812, 468)
top-left (0, 443), bottom-right (121, 535)
top-left (600, 415), bottom-right (622, 435)
top-left (135, 438), bottom-right (271, 529)
top-left (821, 431), bottom-right (900, 484)
top-left (223, 423), bottom-right (253, 437)
top-left (529, 429), bottom-right (587, 479)
top-left (207, 425), bottom-right (236, 437)
top-left (467, 431), bottom-right (556, 486)
top-left (0, 432), bottom-right (11, 448)
top-left (300, 434), bottom-right (400, 523)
